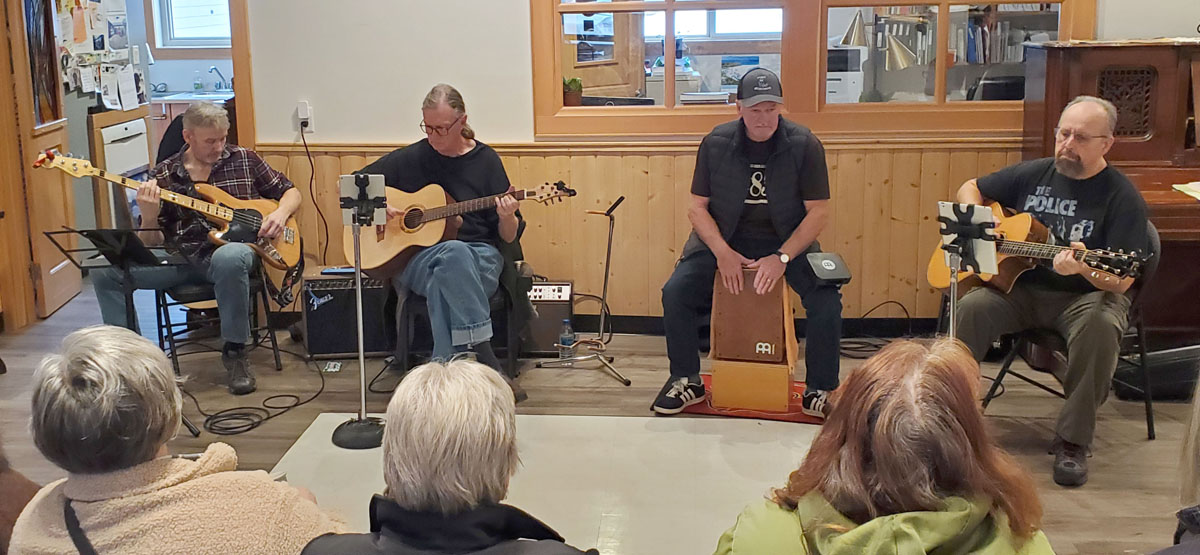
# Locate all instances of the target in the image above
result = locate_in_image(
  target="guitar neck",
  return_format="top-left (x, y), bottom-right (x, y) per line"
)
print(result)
top-left (94, 170), bottom-right (233, 223)
top-left (997, 239), bottom-right (1086, 262)
top-left (420, 190), bottom-right (529, 223)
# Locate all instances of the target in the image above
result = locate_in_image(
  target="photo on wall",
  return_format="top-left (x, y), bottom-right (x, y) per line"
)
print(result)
top-left (720, 55), bottom-right (760, 91)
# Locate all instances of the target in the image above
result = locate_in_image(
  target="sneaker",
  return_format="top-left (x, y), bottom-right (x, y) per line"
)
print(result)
top-left (1049, 436), bottom-right (1089, 487)
top-left (652, 376), bottom-right (706, 415)
top-left (801, 389), bottom-right (831, 419)
top-left (221, 350), bottom-right (256, 395)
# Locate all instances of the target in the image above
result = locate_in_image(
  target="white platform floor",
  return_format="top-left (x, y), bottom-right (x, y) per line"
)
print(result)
top-left (272, 413), bottom-right (820, 555)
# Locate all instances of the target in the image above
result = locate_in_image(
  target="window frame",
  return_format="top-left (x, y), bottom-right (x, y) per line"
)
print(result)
top-left (144, 0), bottom-right (231, 60)
top-left (531, 0), bottom-right (1096, 139)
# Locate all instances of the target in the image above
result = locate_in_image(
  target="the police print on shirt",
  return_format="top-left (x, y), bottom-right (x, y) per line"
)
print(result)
top-left (1022, 184), bottom-right (1095, 243)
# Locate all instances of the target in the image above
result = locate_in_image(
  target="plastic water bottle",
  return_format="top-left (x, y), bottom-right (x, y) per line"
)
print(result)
top-left (558, 319), bottom-right (576, 366)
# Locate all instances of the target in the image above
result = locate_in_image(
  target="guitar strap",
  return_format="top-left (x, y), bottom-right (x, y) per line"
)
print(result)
top-left (266, 255), bottom-right (304, 308)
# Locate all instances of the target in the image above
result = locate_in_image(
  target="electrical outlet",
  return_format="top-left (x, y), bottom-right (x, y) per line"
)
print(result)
top-left (297, 100), bottom-right (314, 133)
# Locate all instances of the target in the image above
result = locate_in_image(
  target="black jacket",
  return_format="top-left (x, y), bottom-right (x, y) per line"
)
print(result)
top-left (301, 495), bottom-right (596, 555)
top-left (682, 117), bottom-right (830, 258)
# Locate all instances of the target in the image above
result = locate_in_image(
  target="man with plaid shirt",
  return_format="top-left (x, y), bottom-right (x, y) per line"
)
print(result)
top-left (93, 102), bottom-right (301, 395)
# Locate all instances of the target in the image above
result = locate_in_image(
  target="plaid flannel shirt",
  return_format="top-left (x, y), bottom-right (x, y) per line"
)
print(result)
top-left (150, 144), bottom-right (294, 263)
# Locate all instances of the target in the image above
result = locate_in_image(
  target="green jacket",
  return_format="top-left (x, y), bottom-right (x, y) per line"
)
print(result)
top-left (715, 493), bottom-right (1055, 555)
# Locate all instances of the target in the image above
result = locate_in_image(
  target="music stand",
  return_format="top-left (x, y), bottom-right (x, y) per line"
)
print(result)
top-left (935, 202), bottom-right (999, 339)
top-left (536, 197), bottom-right (631, 386)
top-left (45, 227), bottom-right (202, 437)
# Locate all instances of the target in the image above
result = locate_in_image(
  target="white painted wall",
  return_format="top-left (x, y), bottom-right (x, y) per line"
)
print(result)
top-left (243, 1), bottom-right (1196, 144)
top-left (125, 0), bottom-right (232, 92)
top-left (1097, 0), bottom-right (1200, 40)
top-left (247, 0), bottom-right (534, 144)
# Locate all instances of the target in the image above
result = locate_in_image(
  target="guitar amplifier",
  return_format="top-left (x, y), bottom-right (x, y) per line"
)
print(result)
top-left (302, 269), bottom-right (395, 359)
top-left (710, 268), bottom-right (788, 363)
top-left (522, 281), bottom-right (573, 357)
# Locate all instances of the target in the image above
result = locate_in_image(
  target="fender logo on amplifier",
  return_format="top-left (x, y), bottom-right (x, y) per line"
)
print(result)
top-left (308, 290), bottom-right (333, 311)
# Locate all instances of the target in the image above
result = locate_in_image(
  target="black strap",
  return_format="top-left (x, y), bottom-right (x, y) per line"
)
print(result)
top-left (64, 500), bottom-right (99, 555)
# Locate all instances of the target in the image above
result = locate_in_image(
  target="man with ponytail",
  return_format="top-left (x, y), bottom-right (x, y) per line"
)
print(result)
top-left (358, 84), bottom-right (527, 401)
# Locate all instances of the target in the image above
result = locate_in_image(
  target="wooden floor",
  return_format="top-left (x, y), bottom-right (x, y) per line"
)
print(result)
top-left (0, 283), bottom-right (1190, 554)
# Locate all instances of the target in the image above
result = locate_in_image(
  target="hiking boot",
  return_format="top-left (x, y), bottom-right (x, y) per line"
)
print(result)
top-left (1049, 436), bottom-right (1089, 487)
top-left (801, 389), bottom-right (832, 419)
top-left (222, 350), bottom-right (256, 395)
top-left (652, 376), bottom-right (705, 415)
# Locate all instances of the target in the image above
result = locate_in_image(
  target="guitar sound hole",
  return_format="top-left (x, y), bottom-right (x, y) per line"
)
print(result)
top-left (402, 209), bottom-right (423, 230)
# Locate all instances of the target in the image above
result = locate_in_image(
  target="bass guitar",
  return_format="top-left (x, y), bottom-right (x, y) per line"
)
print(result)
top-left (346, 181), bottom-right (576, 278)
top-left (34, 151), bottom-right (301, 271)
top-left (926, 202), bottom-right (1145, 293)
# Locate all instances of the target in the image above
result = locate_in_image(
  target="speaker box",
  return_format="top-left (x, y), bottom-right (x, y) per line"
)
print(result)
top-left (522, 281), bottom-right (573, 357)
top-left (302, 271), bottom-right (395, 359)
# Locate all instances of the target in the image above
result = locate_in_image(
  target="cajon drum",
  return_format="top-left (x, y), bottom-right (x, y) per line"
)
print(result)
top-left (710, 268), bottom-right (798, 412)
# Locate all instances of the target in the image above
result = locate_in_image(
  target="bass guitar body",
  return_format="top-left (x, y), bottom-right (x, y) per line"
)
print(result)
top-left (925, 203), bottom-right (1047, 294)
top-left (196, 183), bottom-right (302, 270)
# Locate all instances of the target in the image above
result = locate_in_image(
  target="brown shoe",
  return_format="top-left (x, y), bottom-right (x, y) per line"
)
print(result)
top-left (1049, 436), bottom-right (1089, 487)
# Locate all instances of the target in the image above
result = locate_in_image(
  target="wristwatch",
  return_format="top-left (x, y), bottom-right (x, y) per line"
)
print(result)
top-left (775, 250), bottom-right (790, 264)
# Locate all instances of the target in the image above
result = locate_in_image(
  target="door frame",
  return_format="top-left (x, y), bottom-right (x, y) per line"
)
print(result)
top-left (1, 0), bottom-right (80, 328)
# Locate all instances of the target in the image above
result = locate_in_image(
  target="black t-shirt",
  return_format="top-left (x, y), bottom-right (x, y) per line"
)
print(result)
top-left (358, 139), bottom-right (513, 245)
top-left (977, 157), bottom-right (1149, 293)
top-left (736, 136), bottom-right (777, 239)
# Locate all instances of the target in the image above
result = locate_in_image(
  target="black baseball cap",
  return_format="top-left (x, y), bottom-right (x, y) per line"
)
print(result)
top-left (737, 68), bottom-right (783, 107)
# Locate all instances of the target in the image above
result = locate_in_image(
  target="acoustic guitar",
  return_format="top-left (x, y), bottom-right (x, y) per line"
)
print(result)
top-left (345, 181), bottom-right (576, 278)
top-left (34, 151), bottom-right (301, 271)
top-left (926, 202), bottom-right (1145, 293)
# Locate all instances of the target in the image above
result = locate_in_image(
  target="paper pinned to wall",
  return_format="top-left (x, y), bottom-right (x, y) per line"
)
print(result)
top-left (80, 66), bottom-right (96, 93)
top-left (107, 14), bottom-right (127, 50)
top-left (99, 63), bottom-right (120, 109)
top-left (117, 64), bottom-right (138, 111)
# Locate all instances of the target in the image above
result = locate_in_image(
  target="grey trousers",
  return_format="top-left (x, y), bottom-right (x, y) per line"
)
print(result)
top-left (955, 282), bottom-right (1131, 447)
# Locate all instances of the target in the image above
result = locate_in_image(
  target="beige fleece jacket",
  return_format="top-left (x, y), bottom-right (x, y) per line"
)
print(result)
top-left (9, 442), bottom-right (345, 555)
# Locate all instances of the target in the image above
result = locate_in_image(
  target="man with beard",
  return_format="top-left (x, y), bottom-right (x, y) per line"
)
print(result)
top-left (954, 95), bottom-right (1149, 488)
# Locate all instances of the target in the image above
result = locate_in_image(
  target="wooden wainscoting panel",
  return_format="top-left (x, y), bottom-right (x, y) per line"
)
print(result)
top-left (916, 150), bottom-right (952, 318)
top-left (889, 151), bottom-right (923, 320)
top-left (833, 150), bottom-right (866, 319)
top-left (860, 151), bottom-right (893, 318)
top-left (252, 142), bottom-right (1021, 319)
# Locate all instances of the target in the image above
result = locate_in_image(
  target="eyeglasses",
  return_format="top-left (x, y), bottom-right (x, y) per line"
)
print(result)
top-left (1054, 127), bottom-right (1111, 144)
top-left (419, 114), bottom-right (463, 136)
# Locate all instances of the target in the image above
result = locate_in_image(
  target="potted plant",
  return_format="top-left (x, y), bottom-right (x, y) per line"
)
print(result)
top-left (563, 77), bottom-right (583, 106)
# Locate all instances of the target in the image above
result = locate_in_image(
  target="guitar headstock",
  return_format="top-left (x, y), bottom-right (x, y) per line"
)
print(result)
top-left (1086, 248), bottom-right (1146, 280)
top-left (32, 150), bottom-right (95, 178)
top-left (526, 180), bottom-right (577, 205)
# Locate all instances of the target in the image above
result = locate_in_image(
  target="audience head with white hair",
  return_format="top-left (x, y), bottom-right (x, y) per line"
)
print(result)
top-left (12, 325), bottom-right (343, 554)
top-left (383, 357), bottom-right (519, 513)
top-left (301, 358), bottom-right (596, 555)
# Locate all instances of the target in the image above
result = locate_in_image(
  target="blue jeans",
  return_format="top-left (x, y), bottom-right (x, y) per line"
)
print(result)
top-left (393, 241), bottom-right (503, 361)
top-left (661, 236), bottom-right (844, 392)
top-left (93, 243), bottom-right (255, 344)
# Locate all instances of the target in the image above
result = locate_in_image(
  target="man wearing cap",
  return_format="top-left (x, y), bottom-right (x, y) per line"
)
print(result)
top-left (651, 68), bottom-right (843, 418)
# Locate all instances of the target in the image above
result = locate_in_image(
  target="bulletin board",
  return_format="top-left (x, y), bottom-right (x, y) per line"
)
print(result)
top-left (54, 0), bottom-right (146, 111)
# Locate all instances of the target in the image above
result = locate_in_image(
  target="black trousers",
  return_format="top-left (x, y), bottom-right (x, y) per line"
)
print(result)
top-left (661, 235), bottom-right (843, 391)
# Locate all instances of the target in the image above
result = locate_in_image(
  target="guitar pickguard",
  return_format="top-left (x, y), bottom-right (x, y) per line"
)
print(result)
top-left (220, 208), bottom-right (263, 243)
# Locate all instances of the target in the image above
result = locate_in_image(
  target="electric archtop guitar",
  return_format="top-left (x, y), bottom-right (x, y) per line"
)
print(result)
top-left (926, 202), bottom-right (1146, 293)
top-left (346, 181), bottom-right (576, 278)
top-left (34, 151), bottom-right (301, 271)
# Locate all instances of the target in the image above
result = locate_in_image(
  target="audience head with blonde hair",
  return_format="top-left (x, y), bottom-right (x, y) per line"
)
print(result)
top-left (775, 338), bottom-right (1043, 539)
top-left (31, 325), bottom-right (181, 474)
top-left (383, 358), bottom-right (519, 514)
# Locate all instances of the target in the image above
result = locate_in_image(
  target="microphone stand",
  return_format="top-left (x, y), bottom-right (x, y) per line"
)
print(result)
top-left (537, 196), bottom-right (631, 386)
